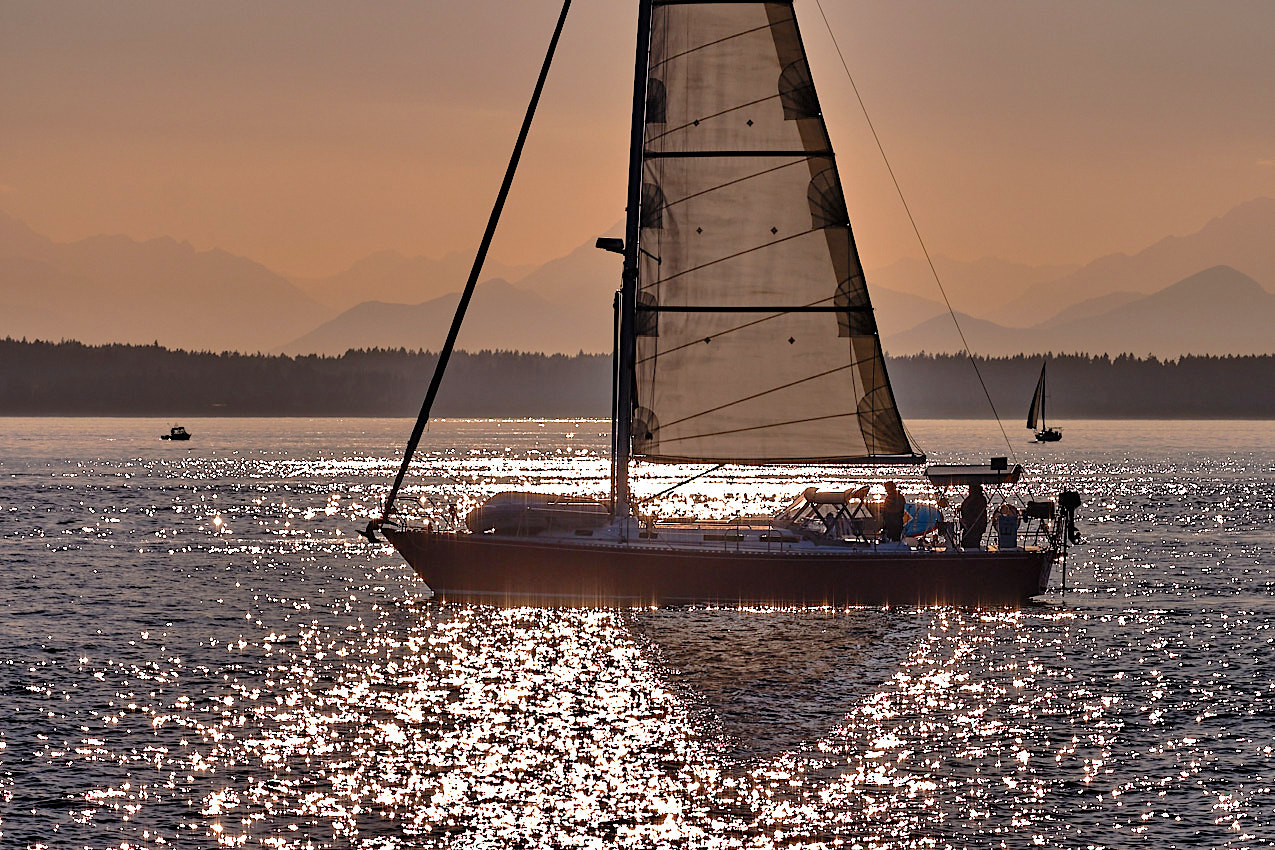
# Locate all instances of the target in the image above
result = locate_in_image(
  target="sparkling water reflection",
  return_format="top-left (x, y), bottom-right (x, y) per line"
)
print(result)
top-left (1, 417), bottom-right (1274, 847)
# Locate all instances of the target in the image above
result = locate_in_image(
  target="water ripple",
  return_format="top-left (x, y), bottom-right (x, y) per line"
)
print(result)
top-left (1, 417), bottom-right (1274, 847)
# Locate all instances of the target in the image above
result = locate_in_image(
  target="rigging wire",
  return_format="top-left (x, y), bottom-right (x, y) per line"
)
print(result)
top-left (633, 464), bottom-right (726, 506)
top-left (365, 0), bottom-right (574, 538)
top-left (812, 0), bottom-right (1018, 466)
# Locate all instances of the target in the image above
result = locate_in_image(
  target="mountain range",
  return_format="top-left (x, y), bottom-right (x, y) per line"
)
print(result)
top-left (1002, 197), bottom-right (1275, 324)
top-left (0, 211), bottom-right (330, 353)
top-left (281, 278), bottom-right (613, 356)
top-left (291, 249), bottom-right (536, 312)
top-left (280, 236), bottom-right (624, 355)
top-left (884, 265), bottom-right (1275, 358)
top-left (2, 198), bottom-right (1272, 357)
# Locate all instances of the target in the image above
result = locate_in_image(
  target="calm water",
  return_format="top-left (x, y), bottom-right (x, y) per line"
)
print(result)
top-left (1, 417), bottom-right (1274, 848)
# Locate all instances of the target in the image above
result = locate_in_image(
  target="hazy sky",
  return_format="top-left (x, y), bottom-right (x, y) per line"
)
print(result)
top-left (3, 0), bottom-right (1273, 277)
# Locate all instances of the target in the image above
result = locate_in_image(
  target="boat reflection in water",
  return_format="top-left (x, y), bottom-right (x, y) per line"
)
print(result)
top-left (628, 607), bottom-right (904, 761)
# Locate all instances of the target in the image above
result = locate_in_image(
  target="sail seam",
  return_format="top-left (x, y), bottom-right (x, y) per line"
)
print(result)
top-left (647, 93), bottom-right (785, 143)
top-left (654, 0), bottom-right (791, 5)
top-left (656, 360), bottom-right (869, 431)
top-left (646, 305), bottom-right (870, 312)
top-left (646, 150), bottom-right (830, 158)
top-left (657, 409), bottom-right (895, 445)
top-left (657, 158), bottom-right (809, 209)
top-left (649, 17), bottom-right (791, 70)
top-left (635, 294), bottom-right (841, 363)
top-left (650, 228), bottom-right (818, 285)
top-left (638, 453), bottom-right (925, 465)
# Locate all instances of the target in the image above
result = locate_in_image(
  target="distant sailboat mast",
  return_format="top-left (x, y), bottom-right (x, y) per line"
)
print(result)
top-left (1027, 361), bottom-right (1061, 441)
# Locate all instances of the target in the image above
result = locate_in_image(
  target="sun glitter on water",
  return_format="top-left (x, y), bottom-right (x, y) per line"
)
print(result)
top-left (2, 418), bottom-right (1275, 847)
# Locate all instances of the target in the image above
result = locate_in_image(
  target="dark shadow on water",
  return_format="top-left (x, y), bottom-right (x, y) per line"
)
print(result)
top-left (626, 607), bottom-right (916, 762)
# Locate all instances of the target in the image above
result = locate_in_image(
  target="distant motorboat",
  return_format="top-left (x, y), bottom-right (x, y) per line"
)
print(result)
top-left (1027, 363), bottom-right (1062, 442)
top-left (161, 425), bottom-right (191, 441)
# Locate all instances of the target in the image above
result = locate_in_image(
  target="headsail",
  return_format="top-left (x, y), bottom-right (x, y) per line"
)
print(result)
top-left (1027, 363), bottom-right (1046, 430)
top-left (630, 0), bottom-right (918, 464)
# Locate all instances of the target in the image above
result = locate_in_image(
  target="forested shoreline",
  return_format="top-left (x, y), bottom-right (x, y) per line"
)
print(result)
top-left (0, 339), bottom-right (609, 417)
top-left (2, 338), bottom-right (1273, 419)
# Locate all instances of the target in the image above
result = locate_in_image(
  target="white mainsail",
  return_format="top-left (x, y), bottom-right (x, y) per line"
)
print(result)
top-left (631, 1), bottom-right (916, 464)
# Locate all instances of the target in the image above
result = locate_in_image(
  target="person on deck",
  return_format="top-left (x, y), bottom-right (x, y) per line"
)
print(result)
top-left (960, 483), bottom-right (988, 549)
top-left (881, 481), bottom-right (905, 542)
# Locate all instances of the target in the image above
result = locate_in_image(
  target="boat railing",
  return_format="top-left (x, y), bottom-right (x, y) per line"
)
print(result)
top-left (648, 516), bottom-right (802, 553)
top-left (411, 492), bottom-right (467, 533)
top-left (727, 517), bottom-right (807, 554)
top-left (923, 487), bottom-right (1061, 554)
top-left (975, 497), bottom-right (1057, 552)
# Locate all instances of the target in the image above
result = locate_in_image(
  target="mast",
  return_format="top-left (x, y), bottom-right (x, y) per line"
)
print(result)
top-left (614, 0), bottom-right (654, 519)
top-left (1040, 362), bottom-right (1047, 429)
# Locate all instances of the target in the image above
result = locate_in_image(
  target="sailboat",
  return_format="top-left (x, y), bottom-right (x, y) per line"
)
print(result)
top-left (1027, 362), bottom-right (1062, 442)
top-left (364, 0), bottom-right (1079, 607)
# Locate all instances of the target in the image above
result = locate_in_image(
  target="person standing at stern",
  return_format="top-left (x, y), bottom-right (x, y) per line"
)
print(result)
top-left (882, 481), bottom-right (905, 543)
top-left (960, 483), bottom-right (988, 549)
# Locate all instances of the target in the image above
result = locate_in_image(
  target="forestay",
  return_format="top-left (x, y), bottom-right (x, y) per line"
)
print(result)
top-left (632, 0), bottom-right (918, 464)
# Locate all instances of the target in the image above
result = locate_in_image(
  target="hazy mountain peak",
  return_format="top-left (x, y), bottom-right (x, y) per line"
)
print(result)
top-left (0, 214), bottom-right (332, 353)
top-left (279, 274), bottom-right (607, 356)
top-left (1155, 264), bottom-right (1264, 298)
top-left (865, 252), bottom-right (1080, 322)
top-left (1135, 198), bottom-right (1275, 257)
top-left (888, 263), bottom-right (1275, 358)
top-left (4, 197), bottom-right (1273, 357)
top-left (0, 209), bottom-right (45, 238)
top-left (344, 248), bottom-right (409, 272)
top-left (0, 209), bottom-right (54, 259)
top-left (1004, 197), bottom-right (1275, 322)
top-left (1208, 195), bottom-right (1275, 223)
top-left (1036, 291), bottom-right (1142, 329)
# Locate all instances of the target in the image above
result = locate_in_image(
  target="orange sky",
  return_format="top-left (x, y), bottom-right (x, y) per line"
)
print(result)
top-left (3, 0), bottom-right (1273, 278)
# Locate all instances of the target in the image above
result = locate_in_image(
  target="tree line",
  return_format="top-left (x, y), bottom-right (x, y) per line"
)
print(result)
top-left (886, 353), bottom-right (1275, 420)
top-left (0, 339), bottom-right (609, 417)
top-left (2, 338), bottom-right (1272, 419)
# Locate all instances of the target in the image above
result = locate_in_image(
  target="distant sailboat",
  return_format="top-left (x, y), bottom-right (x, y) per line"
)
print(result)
top-left (1027, 363), bottom-right (1062, 442)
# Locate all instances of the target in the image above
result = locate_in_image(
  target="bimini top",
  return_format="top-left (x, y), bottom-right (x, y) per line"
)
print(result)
top-left (926, 464), bottom-right (1024, 487)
